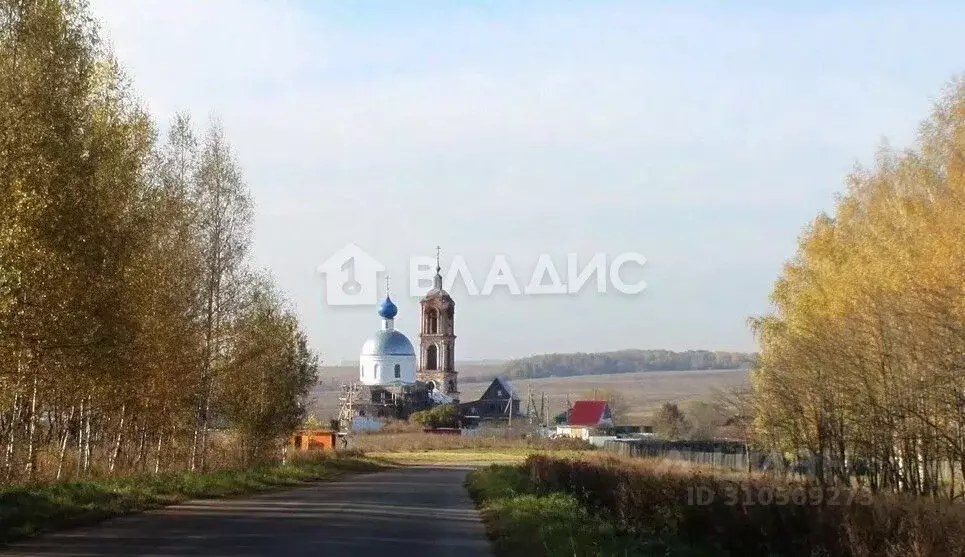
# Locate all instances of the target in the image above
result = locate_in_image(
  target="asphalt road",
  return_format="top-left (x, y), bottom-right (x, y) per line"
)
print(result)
top-left (2, 466), bottom-right (494, 557)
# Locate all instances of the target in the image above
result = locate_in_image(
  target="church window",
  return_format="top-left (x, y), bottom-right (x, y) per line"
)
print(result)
top-left (426, 345), bottom-right (438, 370)
top-left (374, 364), bottom-right (380, 378)
top-left (394, 364), bottom-right (401, 378)
top-left (426, 309), bottom-right (439, 334)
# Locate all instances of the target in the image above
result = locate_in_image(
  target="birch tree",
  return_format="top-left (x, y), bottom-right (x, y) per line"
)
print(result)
top-left (753, 77), bottom-right (965, 496)
top-left (190, 120), bottom-right (253, 471)
top-left (0, 0), bottom-right (316, 483)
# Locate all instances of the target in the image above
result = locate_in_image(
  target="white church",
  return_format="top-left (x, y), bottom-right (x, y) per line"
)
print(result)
top-left (345, 250), bottom-right (460, 429)
top-left (358, 294), bottom-right (418, 386)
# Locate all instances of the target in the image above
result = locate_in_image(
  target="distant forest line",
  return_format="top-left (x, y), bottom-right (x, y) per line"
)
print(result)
top-left (461, 350), bottom-right (757, 382)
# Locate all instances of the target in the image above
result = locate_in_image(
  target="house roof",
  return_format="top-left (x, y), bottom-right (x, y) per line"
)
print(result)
top-left (493, 376), bottom-right (518, 399)
top-left (568, 400), bottom-right (610, 426)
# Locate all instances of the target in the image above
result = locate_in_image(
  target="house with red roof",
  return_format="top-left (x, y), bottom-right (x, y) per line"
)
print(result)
top-left (555, 400), bottom-right (614, 440)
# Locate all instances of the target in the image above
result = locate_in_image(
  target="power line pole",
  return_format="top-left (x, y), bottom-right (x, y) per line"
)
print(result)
top-left (526, 386), bottom-right (532, 424)
top-left (540, 392), bottom-right (545, 426)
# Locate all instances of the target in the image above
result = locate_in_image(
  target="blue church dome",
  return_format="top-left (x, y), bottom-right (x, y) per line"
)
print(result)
top-left (360, 330), bottom-right (416, 356)
top-left (377, 296), bottom-right (398, 319)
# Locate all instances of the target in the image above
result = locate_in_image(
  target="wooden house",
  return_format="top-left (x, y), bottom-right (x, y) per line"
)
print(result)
top-left (459, 377), bottom-right (522, 424)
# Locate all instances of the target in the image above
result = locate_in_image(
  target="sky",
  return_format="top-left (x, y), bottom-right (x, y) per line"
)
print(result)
top-left (91, 0), bottom-right (965, 364)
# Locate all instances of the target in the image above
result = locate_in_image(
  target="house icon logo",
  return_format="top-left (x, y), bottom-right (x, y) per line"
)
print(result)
top-left (317, 243), bottom-right (385, 306)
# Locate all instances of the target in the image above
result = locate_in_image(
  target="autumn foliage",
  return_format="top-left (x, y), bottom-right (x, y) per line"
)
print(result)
top-left (751, 77), bottom-right (965, 497)
top-left (0, 1), bottom-right (317, 483)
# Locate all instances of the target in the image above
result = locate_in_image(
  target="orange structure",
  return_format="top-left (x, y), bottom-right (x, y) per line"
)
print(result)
top-left (289, 430), bottom-right (336, 450)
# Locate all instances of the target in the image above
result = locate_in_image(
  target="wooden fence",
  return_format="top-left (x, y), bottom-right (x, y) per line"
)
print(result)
top-left (604, 439), bottom-right (764, 472)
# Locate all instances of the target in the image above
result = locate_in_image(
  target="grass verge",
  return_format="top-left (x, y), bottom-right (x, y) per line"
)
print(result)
top-left (466, 464), bottom-right (721, 557)
top-left (0, 452), bottom-right (384, 546)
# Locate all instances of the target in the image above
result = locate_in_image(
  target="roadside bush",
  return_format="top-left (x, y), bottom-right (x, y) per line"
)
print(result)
top-left (526, 455), bottom-right (965, 556)
top-left (410, 405), bottom-right (459, 428)
top-left (468, 464), bottom-right (720, 557)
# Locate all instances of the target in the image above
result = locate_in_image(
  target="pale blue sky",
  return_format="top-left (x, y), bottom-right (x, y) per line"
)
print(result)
top-left (93, 0), bottom-right (964, 363)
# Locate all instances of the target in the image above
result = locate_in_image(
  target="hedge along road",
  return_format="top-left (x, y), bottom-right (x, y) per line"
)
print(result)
top-left (1, 466), bottom-right (493, 557)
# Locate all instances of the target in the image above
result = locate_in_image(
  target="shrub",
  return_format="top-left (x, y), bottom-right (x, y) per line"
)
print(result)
top-left (468, 464), bottom-right (719, 557)
top-left (526, 455), bottom-right (965, 556)
top-left (410, 405), bottom-right (459, 429)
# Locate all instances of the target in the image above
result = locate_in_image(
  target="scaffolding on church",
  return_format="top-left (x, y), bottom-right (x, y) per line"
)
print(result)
top-left (337, 382), bottom-right (433, 432)
top-left (336, 383), bottom-right (364, 432)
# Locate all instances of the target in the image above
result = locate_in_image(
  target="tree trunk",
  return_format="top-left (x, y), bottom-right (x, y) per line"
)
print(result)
top-left (190, 413), bottom-right (200, 471)
top-left (133, 426), bottom-right (146, 472)
top-left (56, 405), bottom-right (76, 480)
top-left (108, 404), bottom-right (126, 474)
top-left (3, 392), bottom-right (21, 482)
top-left (199, 394), bottom-right (210, 471)
top-left (76, 397), bottom-right (84, 475)
top-left (23, 375), bottom-right (38, 480)
top-left (154, 430), bottom-right (163, 474)
top-left (82, 395), bottom-right (92, 473)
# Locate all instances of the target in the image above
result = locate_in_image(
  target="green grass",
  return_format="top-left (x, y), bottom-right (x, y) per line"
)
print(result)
top-left (466, 464), bottom-right (723, 557)
top-left (0, 453), bottom-right (385, 546)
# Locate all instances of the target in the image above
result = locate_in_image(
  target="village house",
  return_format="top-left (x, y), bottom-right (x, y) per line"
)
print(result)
top-left (555, 400), bottom-right (614, 440)
top-left (458, 377), bottom-right (522, 425)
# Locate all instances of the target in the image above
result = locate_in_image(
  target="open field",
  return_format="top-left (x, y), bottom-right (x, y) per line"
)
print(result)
top-left (463, 368), bottom-right (750, 423)
top-left (307, 367), bottom-right (750, 424)
top-left (355, 432), bottom-right (596, 465)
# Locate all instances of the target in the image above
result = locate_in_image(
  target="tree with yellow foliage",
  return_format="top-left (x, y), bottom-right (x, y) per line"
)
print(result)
top-left (753, 78), bottom-right (965, 496)
top-left (0, 0), bottom-right (317, 483)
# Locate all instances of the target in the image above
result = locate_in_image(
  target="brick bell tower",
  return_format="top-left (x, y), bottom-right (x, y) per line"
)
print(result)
top-left (417, 246), bottom-right (458, 400)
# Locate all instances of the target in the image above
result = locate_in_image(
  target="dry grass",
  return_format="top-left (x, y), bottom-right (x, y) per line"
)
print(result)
top-left (347, 431), bottom-right (594, 452)
top-left (369, 451), bottom-right (532, 465)
top-left (348, 432), bottom-right (596, 465)
top-left (5, 430), bottom-right (292, 485)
